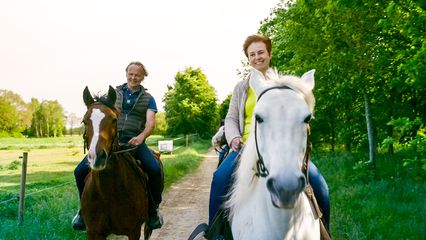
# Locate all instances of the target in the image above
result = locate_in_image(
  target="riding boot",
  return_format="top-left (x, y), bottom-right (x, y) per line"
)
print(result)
top-left (72, 209), bottom-right (86, 231)
top-left (147, 194), bottom-right (163, 229)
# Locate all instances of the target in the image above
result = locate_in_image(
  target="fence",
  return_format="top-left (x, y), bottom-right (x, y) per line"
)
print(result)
top-left (0, 133), bottom-right (200, 225)
top-left (157, 134), bottom-right (198, 153)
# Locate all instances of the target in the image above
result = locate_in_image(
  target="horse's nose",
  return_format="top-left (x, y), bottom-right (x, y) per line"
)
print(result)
top-left (266, 174), bottom-right (307, 208)
top-left (92, 150), bottom-right (108, 169)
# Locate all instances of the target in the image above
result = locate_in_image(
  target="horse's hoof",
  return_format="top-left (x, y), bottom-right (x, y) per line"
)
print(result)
top-left (72, 210), bottom-right (86, 231)
top-left (148, 209), bottom-right (163, 229)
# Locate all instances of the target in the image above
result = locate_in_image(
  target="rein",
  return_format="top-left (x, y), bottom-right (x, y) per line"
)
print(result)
top-left (253, 85), bottom-right (311, 179)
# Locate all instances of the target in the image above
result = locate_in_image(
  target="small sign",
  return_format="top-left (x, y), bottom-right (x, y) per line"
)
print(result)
top-left (158, 140), bottom-right (173, 153)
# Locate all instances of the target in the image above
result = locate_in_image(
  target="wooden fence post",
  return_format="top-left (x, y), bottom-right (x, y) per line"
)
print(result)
top-left (186, 134), bottom-right (189, 148)
top-left (18, 152), bottom-right (28, 226)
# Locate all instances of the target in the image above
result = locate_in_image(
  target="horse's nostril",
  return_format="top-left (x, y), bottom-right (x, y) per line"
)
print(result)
top-left (266, 178), bottom-right (275, 192)
top-left (299, 175), bottom-right (306, 189)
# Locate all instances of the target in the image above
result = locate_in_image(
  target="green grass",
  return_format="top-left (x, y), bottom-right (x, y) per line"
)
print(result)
top-left (0, 136), bottom-right (210, 239)
top-left (0, 135), bottom-right (84, 150)
top-left (1, 136), bottom-right (424, 239)
top-left (313, 151), bottom-right (425, 240)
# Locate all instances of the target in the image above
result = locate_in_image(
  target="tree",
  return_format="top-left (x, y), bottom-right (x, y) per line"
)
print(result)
top-left (218, 94), bottom-right (232, 121)
top-left (258, 0), bottom-right (426, 165)
top-left (153, 111), bottom-right (167, 136)
top-left (163, 67), bottom-right (219, 138)
top-left (0, 89), bottom-right (31, 136)
top-left (29, 100), bottom-right (65, 137)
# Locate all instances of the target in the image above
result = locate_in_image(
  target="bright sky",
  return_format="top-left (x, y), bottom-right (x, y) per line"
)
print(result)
top-left (0, 0), bottom-right (281, 117)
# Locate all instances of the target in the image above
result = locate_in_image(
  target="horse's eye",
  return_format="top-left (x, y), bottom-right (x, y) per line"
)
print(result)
top-left (255, 114), bottom-right (264, 123)
top-left (112, 118), bottom-right (117, 124)
top-left (304, 114), bottom-right (312, 123)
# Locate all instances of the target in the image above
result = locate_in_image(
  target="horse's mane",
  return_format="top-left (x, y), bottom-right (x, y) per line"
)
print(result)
top-left (225, 70), bottom-right (316, 218)
top-left (93, 95), bottom-right (117, 111)
top-left (264, 68), bottom-right (315, 113)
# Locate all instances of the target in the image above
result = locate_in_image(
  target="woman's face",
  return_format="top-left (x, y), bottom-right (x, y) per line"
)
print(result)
top-left (247, 41), bottom-right (271, 74)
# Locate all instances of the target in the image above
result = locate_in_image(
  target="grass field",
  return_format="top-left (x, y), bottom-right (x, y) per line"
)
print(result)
top-left (0, 135), bottom-right (210, 239)
top-left (0, 136), bottom-right (425, 239)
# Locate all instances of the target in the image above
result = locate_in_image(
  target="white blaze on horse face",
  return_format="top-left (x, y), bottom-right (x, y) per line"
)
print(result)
top-left (87, 108), bottom-right (105, 167)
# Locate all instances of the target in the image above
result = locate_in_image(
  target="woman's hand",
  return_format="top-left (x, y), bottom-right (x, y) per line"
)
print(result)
top-left (230, 137), bottom-right (243, 152)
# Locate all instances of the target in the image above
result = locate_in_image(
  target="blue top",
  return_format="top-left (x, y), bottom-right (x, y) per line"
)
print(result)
top-left (122, 85), bottom-right (157, 114)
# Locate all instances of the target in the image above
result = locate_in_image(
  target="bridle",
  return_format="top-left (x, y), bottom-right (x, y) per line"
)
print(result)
top-left (252, 84), bottom-right (330, 240)
top-left (82, 101), bottom-right (124, 159)
top-left (254, 85), bottom-right (312, 180)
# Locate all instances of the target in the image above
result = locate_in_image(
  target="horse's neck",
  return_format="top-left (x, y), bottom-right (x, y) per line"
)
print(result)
top-left (231, 189), bottom-right (315, 239)
top-left (90, 155), bottom-right (137, 191)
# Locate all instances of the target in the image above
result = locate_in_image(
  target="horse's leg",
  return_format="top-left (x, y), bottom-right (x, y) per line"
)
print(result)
top-left (144, 224), bottom-right (153, 240)
top-left (127, 230), bottom-right (142, 240)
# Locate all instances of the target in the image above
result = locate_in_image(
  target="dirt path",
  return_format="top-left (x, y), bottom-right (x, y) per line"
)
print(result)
top-left (147, 149), bottom-right (217, 240)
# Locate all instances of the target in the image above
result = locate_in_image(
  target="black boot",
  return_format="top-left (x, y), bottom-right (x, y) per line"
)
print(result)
top-left (72, 209), bottom-right (86, 231)
top-left (148, 205), bottom-right (163, 229)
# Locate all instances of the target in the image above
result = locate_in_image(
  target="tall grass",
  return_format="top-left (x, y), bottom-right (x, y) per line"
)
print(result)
top-left (313, 151), bottom-right (425, 240)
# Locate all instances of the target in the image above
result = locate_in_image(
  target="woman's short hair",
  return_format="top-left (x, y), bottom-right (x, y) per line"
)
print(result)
top-left (243, 34), bottom-right (272, 58)
top-left (125, 61), bottom-right (148, 77)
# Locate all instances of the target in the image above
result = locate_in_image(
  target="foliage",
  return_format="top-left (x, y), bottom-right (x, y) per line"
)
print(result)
top-left (163, 67), bottom-right (219, 138)
top-left (259, 0), bottom-right (426, 159)
top-left (218, 94), bottom-right (232, 122)
top-left (313, 151), bottom-right (425, 239)
top-left (153, 111), bottom-right (167, 135)
top-left (5, 160), bottom-right (21, 170)
top-left (29, 100), bottom-right (65, 137)
top-left (0, 90), bottom-right (31, 136)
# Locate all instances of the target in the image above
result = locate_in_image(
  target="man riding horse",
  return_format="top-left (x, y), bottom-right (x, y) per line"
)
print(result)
top-left (72, 61), bottom-right (164, 231)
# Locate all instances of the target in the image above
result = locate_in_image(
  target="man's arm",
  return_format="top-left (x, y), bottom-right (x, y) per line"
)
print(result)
top-left (128, 109), bottom-right (156, 145)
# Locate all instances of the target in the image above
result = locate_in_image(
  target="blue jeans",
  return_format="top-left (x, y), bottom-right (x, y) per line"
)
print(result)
top-left (74, 142), bottom-right (163, 205)
top-left (217, 145), bottom-right (230, 167)
top-left (208, 151), bottom-right (330, 231)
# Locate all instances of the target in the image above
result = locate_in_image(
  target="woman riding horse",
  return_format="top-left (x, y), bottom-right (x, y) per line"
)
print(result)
top-left (208, 34), bottom-right (330, 234)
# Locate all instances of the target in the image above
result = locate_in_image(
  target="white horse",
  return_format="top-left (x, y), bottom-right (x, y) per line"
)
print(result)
top-left (226, 68), bottom-right (321, 240)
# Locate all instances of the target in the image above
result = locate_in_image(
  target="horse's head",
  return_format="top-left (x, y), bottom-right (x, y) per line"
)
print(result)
top-left (82, 86), bottom-right (119, 171)
top-left (249, 68), bottom-right (315, 209)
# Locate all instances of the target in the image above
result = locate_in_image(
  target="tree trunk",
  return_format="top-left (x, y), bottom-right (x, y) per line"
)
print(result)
top-left (364, 93), bottom-right (376, 166)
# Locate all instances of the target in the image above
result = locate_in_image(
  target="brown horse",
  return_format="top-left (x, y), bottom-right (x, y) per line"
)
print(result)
top-left (81, 85), bottom-right (158, 240)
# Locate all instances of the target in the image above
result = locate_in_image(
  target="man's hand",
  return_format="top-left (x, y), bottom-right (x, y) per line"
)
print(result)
top-left (128, 136), bottom-right (144, 146)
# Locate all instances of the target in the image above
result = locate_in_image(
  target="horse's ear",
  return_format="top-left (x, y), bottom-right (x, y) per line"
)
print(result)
top-left (300, 69), bottom-right (315, 91)
top-left (107, 85), bottom-right (117, 104)
top-left (249, 68), bottom-right (267, 97)
top-left (83, 86), bottom-right (95, 107)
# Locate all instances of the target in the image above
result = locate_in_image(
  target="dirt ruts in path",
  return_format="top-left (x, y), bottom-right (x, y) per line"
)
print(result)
top-left (147, 149), bottom-right (217, 240)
